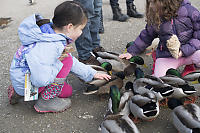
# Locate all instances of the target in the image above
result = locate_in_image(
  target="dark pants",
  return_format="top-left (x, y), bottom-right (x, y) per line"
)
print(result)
top-left (74, 0), bottom-right (102, 60)
top-left (110, 0), bottom-right (134, 7)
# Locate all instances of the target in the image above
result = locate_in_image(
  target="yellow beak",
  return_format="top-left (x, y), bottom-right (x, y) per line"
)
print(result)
top-left (191, 79), bottom-right (199, 84)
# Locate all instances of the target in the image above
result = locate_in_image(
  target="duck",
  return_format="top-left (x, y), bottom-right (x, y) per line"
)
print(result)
top-left (84, 71), bottom-right (125, 95)
top-left (0, 17), bottom-right (12, 29)
top-left (89, 62), bottom-right (112, 75)
top-left (128, 83), bottom-right (159, 123)
top-left (123, 41), bottom-right (134, 53)
top-left (92, 50), bottom-right (146, 76)
top-left (99, 85), bottom-right (140, 133)
top-left (182, 71), bottom-right (200, 84)
top-left (167, 98), bottom-right (200, 133)
top-left (162, 68), bottom-right (197, 103)
top-left (133, 68), bottom-right (174, 102)
top-left (133, 68), bottom-right (175, 106)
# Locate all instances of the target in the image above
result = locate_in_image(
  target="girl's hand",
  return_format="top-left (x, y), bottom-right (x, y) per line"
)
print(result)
top-left (94, 73), bottom-right (111, 81)
top-left (119, 53), bottom-right (132, 59)
top-left (178, 50), bottom-right (183, 58)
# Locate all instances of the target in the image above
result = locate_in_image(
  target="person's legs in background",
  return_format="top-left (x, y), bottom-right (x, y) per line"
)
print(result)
top-left (99, 7), bottom-right (104, 34)
top-left (110, 0), bottom-right (129, 22)
top-left (126, 0), bottom-right (144, 18)
top-left (74, 0), bottom-right (104, 65)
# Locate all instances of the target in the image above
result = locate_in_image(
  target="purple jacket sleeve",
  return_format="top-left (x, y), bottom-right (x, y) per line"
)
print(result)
top-left (180, 4), bottom-right (200, 56)
top-left (127, 24), bottom-right (158, 55)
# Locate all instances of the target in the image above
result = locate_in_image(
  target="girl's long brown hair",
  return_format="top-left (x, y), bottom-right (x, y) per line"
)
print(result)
top-left (146, 0), bottom-right (183, 28)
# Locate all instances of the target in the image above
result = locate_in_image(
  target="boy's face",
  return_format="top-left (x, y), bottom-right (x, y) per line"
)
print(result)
top-left (66, 21), bottom-right (87, 41)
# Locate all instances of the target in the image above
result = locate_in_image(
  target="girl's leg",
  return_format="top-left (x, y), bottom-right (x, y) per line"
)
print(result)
top-left (181, 50), bottom-right (200, 67)
top-left (39, 54), bottom-right (73, 98)
top-left (57, 54), bottom-right (73, 98)
top-left (58, 82), bottom-right (73, 98)
top-left (153, 50), bottom-right (200, 77)
top-left (153, 58), bottom-right (182, 77)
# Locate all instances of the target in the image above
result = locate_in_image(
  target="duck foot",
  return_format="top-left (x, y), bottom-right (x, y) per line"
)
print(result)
top-left (146, 118), bottom-right (156, 122)
top-left (159, 98), bottom-right (168, 107)
top-left (129, 114), bottom-right (140, 123)
top-left (184, 96), bottom-right (197, 104)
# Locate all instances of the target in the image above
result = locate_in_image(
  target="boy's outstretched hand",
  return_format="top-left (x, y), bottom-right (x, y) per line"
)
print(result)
top-left (119, 53), bottom-right (132, 59)
top-left (94, 73), bottom-right (111, 81)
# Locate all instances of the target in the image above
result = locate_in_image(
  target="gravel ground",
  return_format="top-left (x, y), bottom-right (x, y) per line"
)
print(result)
top-left (0, 0), bottom-right (200, 133)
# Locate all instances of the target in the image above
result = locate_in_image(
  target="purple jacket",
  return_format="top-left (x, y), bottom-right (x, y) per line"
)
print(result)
top-left (127, 0), bottom-right (200, 58)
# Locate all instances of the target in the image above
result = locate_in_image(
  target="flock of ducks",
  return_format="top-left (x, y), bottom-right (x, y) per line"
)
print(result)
top-left (84, 50), bottom-right (200, 133)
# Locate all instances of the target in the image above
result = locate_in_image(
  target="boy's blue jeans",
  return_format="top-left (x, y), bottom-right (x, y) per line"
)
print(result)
top-left (74, 0), bottom-right (102, 60)
top-left (110, 0), bottom-right (134, 7)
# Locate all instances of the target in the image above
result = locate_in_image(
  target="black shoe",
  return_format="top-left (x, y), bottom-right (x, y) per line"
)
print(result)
top-left (111, 6), bottom-right (129, 22)
top-left (99, 9), bottom-right (104, 34)
top-left (92, 46), bottom-right (105, 53)
top-left (127, 3), bottom-right (144, 18)
top-left (78, 55), bottom-right (101, 66)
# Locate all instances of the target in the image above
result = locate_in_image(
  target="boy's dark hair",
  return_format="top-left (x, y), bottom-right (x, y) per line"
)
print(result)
top-left (52, 1), bottom-right (88, 28)
top-left (146, 0), bottom-right (183, 28)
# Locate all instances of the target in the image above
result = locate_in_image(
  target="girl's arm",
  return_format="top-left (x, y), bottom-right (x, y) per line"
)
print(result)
top-left (180, 4), bottom-right (200, 57)
top-left (127, 24), bottom-right (158, 56)
top-left (26, 42), bottom-right (64, 87)
top-left (70, 56), bottom-right (111, 82)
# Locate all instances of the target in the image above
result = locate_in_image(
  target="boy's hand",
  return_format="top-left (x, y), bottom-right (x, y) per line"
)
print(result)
top-left (94, 73), bottom-right (111, 81)
top-left (119, 53), bottom-right (132, 59)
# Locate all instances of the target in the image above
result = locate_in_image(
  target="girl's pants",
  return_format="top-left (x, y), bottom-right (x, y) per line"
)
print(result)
top-left (153, 50), bottom-right (200, 77)
top-left (39, 54), bottom-right (73, 98)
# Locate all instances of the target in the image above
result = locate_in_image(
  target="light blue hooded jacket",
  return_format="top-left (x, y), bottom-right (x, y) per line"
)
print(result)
top-left (10, 14), bottom-right (96, 96)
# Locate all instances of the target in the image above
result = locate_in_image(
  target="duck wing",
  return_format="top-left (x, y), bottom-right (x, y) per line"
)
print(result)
top-left (160, 75), bottom-right (187, 86)
top-left (97, 76), bottom-right (124, 95)
top-left (89, 65), bottom-right (107, 72)
top-left (100, 115), bottom-right (140, 133)
top-left (173, 104), bottom-right (200, 132)
top-left (183, 71), bottom-right (200, 81)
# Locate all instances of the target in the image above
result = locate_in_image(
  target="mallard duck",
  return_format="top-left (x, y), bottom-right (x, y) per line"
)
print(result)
top-left (107, 84), bottom-right (133, 116)
top-left (99, 85), bottom-right (140, 133)
top-left (163, 68), bottom-right (197, 103)
top-left (84, 71), bottom-right (125, 95)
top-left (133, 68), bottom-right (174, 102)
top-left (90, 62), bottom-right (112, 75)
top-left (167, 98), bottom-right (200, 133)
top-left (93, 51), bottom-right (146, 76)
top-left (128, 85), bottom-right (159, 123)
top-left (182, 71), bottom-right (200, 84)
top-left (0, 17), bottom-right (12, 29)
top-left (123, 41), bottom-right (134, 53)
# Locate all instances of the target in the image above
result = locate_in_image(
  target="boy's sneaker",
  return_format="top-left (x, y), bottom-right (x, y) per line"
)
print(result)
top-left (79, 55), bottom-right (101, 66)
top-left (181, 64), bottom-right (196, 77)
top-left (83, 84), bottom-right (99, 95)
top-left (34, 96), bottom-right (71, 113)
top-left (8, 85), bottom-right (22, 105)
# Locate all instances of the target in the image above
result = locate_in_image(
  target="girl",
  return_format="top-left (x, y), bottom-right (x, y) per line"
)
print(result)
top-left (8, 1), bottom-right (111, 113)
top-left (119, 0), bottom-right (200, 77)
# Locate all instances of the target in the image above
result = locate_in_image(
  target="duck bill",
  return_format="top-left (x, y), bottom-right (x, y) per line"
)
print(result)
top-left (108, 71), bottom-right (112, 75)
top-left (143, 64), bottom-right (148, 68)
top-left (191, 79), bottom-right (199, 84)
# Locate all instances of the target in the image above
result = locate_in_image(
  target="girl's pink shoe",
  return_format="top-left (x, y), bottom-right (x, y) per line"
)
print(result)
top-left (181, 64), bottom-right (196, 77)
top-left (8, 85), bottom-right (22, 105)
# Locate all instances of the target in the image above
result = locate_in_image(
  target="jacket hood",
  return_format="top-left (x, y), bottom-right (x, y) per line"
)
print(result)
top-left (18, 14), bottom-right (67, 46)
top-left (181, 0), bottom-right (191, 6)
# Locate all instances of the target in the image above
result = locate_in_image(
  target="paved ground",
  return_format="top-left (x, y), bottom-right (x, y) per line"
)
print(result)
top-left (0, 0), bottom-right (200, 133)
